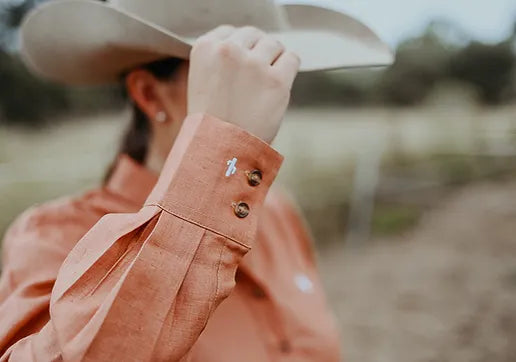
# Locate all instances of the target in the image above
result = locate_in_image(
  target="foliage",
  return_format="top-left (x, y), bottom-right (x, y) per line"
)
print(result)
top-left (449, 42), bottom-right (515, 104)
top-left (291, 21), bottom-right (515, 107)
top-left (376, 28), bottom-right (456, 106)
top-left (0, 1), bottom-right (515, 126)
top-left (0, 49), bottom-right (70, 126)
top-left (291, 72), bottom-right (366, 107)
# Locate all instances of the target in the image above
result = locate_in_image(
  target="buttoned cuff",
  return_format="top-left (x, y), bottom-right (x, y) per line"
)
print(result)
top-left (145, 113), bottom-right (283, 248)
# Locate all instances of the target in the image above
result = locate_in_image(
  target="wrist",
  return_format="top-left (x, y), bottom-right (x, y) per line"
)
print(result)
top-left (186, 112), bottom-right (276, 145)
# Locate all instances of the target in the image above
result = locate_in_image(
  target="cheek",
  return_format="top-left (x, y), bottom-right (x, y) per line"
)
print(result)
top-left (165, 84), bottom-right (188, 120)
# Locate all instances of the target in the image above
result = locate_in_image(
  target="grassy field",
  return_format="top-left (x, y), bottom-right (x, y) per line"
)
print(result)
top-left (2, 105), bottom-right (516, 239)
top-left (1, 105), bottom-right (516, 361)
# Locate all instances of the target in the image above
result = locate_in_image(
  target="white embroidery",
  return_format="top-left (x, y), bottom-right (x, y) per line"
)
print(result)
top-left (294, 273), bottom-right (314, 294)
top-left (226, 157), bottom-right (237, 177)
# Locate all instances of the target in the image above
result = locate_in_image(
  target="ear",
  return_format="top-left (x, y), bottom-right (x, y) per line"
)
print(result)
top-left (125, 69), bottom-right (164, 123)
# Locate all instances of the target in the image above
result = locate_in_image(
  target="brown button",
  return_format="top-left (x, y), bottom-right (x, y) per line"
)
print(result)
top-left (246, 170), bottom-right (262, 187)
top-left (233, 201), bottom-right (250, 218)
top-left (279, 340), bottom-right (292, 354)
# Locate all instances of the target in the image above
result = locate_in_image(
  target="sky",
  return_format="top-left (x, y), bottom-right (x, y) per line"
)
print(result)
top-left (279, 0), bottom-right (516, 46)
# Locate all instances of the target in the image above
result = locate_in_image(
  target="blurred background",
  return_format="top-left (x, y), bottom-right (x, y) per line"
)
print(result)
top-left (1, 0), bottom-right (516, 361)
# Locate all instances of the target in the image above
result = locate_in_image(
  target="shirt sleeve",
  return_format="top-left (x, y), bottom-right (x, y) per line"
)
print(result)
top-left (0, 113), bottom-right (283, 361)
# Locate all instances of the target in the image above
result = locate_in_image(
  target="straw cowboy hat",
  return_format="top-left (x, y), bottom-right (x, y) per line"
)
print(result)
top-left (20, 0), bottom-right (394, 85)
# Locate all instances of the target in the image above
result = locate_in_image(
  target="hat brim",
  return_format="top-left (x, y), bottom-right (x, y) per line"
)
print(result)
top-left (20, 0), bottom-right (394, 85)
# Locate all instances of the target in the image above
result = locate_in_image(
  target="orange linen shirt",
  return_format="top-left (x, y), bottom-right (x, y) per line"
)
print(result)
top-left (0, 114), bottom-right (340, 361)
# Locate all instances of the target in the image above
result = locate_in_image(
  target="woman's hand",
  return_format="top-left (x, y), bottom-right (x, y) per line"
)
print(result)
top-left (187, 25), bottom-right (300, 144)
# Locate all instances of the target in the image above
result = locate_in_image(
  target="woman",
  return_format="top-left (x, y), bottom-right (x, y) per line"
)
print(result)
top-left (0, 0), bottom-right (392, 360)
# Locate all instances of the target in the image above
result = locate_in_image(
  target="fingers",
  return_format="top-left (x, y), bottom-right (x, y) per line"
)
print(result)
top-left (227, 26), bottom-right (265, 49)
top-left (273, 51), bottom-right (301, 85)
top-left (252, 37), bottom-right (285, 65)
top-left (199, 26), bottom-right (300, 84)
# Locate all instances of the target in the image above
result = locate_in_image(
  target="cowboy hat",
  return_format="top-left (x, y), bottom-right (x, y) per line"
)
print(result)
top-left (20, 0), bottom-right (394, 85)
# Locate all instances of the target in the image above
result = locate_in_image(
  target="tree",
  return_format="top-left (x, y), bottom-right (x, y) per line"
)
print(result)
top-left (0, 0), bottom-right (42, 50)
top-left (0, 0), bottom-right (71, 126)
top-left (449, 42), bottom-right (515, 104)
top-left (377, 22), bottom-right (456, 106)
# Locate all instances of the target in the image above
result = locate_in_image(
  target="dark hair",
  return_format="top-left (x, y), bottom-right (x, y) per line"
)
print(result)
top-left (104, 57), bottom-right (183, 182)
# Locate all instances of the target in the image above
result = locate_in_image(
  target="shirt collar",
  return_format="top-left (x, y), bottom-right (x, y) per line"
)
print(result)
top-left (105, 154), bottom-right (158, 206)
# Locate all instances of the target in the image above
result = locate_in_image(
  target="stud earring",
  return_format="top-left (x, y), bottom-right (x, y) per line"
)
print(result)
top-left (155, 111), bottom-right (167, 123)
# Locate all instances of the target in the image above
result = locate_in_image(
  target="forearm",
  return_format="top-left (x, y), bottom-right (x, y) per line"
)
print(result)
top-left (1, 114), bottom-right (282, 361)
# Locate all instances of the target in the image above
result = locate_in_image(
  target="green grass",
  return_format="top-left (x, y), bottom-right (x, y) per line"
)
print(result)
top-left (372, 204), bottom-right (422, 236)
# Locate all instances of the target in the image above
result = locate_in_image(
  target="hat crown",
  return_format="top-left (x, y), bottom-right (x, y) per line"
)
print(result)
top-left (110, 0), bottom-right (287, 36)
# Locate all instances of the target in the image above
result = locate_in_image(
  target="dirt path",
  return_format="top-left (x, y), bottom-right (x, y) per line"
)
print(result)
top-left (318, 179), bottom-right (516, 362)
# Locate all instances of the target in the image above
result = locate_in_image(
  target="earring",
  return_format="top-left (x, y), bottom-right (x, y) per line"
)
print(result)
top-left (155, 111), bottom-right (167, 123)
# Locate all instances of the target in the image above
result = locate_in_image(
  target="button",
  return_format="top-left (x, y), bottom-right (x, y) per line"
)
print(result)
top-left (246, 169), bottom-right (262, 186)
top-left (233, 201), bottom-right (250, 218)
top-left (279, 340), bottom-right (292, 354)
